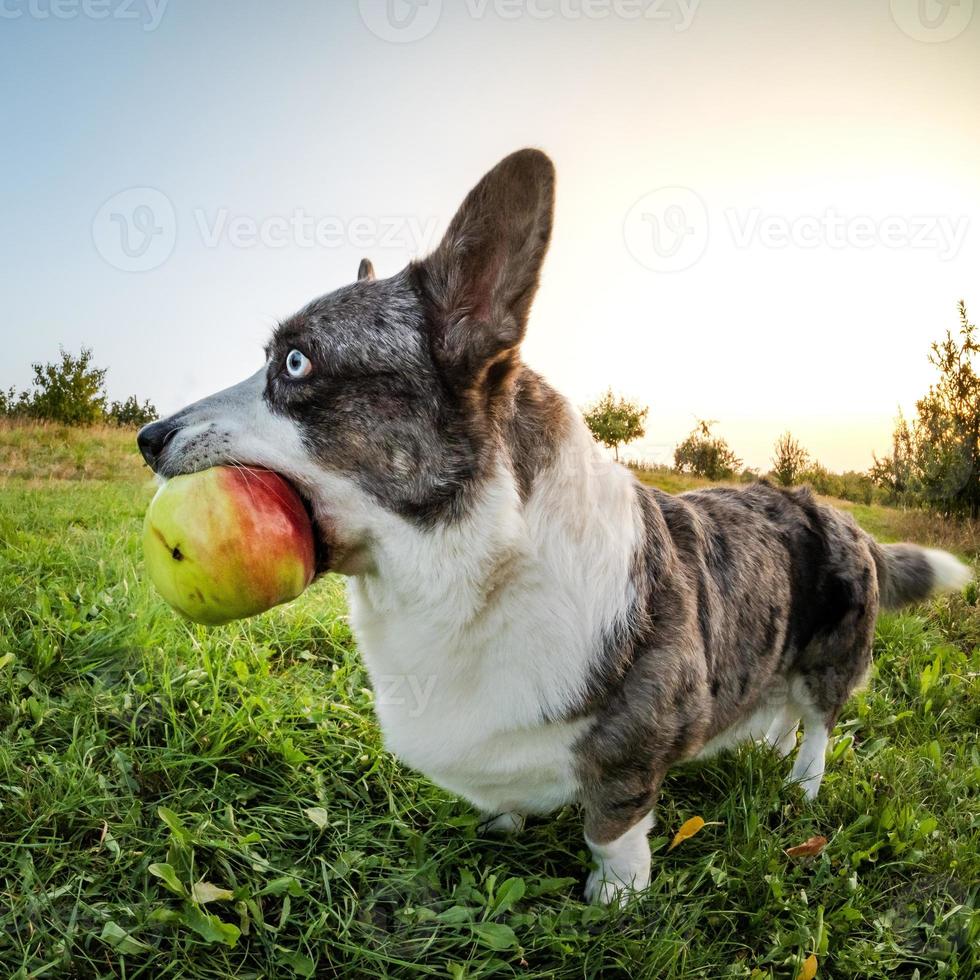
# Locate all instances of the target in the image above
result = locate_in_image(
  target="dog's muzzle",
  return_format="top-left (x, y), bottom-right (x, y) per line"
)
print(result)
top-left (137, 418), bottom-right (182, 471)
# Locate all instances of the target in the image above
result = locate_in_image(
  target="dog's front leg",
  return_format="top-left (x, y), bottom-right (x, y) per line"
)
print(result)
top-left (476, 811), bottom-right (525, 836)
top-left (582, 777), bottom-right (662, 906)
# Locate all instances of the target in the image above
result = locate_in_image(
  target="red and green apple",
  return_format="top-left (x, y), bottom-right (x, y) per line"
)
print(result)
top-left (143, 466), bottom-right (315, 625)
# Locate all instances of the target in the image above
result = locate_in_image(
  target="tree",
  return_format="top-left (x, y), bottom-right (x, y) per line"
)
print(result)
top-left (771, 431), bottom-right (810, 487)
top-left (583, 389), bottom-right (648, 461)
top-left (673, 419), bottom-right (741, 480)
top-left (912, 301), bottom-right (979, 517)
top-left (870, 302), bottom-right (980, 518)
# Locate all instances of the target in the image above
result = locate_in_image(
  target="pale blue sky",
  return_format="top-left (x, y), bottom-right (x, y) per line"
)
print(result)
top-left (2, 0), bottom-right (978, 469)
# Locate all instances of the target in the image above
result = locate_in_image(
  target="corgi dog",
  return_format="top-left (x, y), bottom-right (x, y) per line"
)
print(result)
top-left (137, 149), bottom-right (973, 904)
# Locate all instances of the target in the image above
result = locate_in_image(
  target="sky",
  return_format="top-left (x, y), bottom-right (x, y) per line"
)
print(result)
top-left (2, 0), bottom-right (978, 472)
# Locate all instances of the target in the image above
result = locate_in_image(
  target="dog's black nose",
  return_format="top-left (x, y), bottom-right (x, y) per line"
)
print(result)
top-left (137, 418), bottom-right (181, 470)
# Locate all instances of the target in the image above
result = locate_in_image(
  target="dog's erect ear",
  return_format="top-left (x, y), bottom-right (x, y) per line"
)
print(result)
top-left (357, 258), bottom-right (376, 282)
top-left (414, 148), bottom-right (555, 382)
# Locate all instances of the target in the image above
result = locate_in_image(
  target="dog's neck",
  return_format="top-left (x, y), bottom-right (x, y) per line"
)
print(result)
top-left (349, 392), bottom-right (641, 639)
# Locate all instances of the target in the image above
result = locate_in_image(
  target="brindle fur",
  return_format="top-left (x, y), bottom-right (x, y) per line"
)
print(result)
top-left (574, 481), bottom-right (884, 844)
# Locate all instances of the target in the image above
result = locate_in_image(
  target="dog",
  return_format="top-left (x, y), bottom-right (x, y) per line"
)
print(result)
top-left (137, 149), bottom-right (973, 905)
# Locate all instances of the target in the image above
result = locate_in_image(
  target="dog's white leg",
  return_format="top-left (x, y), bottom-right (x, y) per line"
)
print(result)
top-left (477, 811), bottom-right (525, 836)
top-left (584, 812), bottom-right (654, 906)
top-left (764, 704), bottom-right (800, 758)
top-left (788, 710), bottom-right (829, 800)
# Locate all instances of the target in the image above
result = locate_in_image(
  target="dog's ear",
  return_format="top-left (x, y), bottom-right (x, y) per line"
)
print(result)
top-left (414, 148), bottom-right (555, 383)
top-left (357, 258), bottom-right (376, 282)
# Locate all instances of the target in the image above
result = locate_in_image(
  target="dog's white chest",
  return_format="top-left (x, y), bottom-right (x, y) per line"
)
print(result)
top-left (348, 581), bottom-right (592, 815)
top-left (344, 446), bottom-right (638, 817)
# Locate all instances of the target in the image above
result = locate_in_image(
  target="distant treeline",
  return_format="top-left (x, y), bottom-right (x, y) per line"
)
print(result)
top-left (0, 347), bottom-right (157, 428)
top-left (588, 302), bottom-right (979, 519)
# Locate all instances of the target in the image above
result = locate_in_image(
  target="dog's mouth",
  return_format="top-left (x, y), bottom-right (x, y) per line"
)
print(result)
top-left (154, 455), bottom-right (335, 577)
top-left (294, 486), bottom-right (333, 577)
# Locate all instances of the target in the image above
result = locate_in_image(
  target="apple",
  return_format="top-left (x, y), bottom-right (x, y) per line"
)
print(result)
top-left (143, 466), bottom-right (315, 625)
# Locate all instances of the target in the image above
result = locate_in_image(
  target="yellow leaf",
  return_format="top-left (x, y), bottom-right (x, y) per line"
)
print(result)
top-left (797, 953), bottom-right (818, 980)
top-left (191, 880), bottom-right (234, 904)
top-left (304, 807), bottom-right (330, 829)
top-left (668, 816), bottom-right (705, 851)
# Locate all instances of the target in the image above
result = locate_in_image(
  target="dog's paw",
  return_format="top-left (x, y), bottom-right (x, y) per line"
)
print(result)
top-left (583, 859), bottom-right (651, 906)
top-left (476, 811), bottom-right (525, 836)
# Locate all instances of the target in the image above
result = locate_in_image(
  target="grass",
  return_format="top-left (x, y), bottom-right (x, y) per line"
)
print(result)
top-left (1, 424), bottom-right (978, 979)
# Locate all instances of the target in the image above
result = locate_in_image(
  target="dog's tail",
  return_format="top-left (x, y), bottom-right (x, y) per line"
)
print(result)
top-left (871, 542), bottom-right (973, 609)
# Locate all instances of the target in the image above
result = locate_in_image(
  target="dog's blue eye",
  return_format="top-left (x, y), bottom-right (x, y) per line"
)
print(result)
top-left (285, 349), bottom-right (312, 379)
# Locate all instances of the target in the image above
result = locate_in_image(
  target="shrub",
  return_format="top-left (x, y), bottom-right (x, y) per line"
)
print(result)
top-left (870, 412), bottom-right (916, 504)
top-left (18, 347), bottom-right (107, 425)
top-left (0, 386), bottom-right (29, 418)
top-left (674, 420), bottom-right (741, 480)
top-left (770, 431), bottom-right (810, 487)
top-left (107, 395), bottom-right (157, 427)
top-left (4, 347), bottom-right (157, 428)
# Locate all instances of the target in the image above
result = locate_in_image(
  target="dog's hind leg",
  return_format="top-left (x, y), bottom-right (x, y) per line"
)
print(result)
top-left (764, 703), bottom-right (800, 759)
top-left (788, 703), bottom-right (829, 800)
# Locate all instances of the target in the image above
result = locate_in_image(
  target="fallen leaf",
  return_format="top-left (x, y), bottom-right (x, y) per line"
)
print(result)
top-left (191, 880), bottom-right (235, 904)
top-left (797, 953), bottom-right (818, 980)
top-left (304, 807), bottom-right (330, 829)
top-left (785, 835), bottom-right (828, 859)
top-left (99, 921), bottom-right (154, 955)
top-left (668, 816), bottom-right (705, 851)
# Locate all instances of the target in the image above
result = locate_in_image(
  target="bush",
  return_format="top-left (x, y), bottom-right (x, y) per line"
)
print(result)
top-left (0, 386), bottom-right (28, 418)
top-left (107, 395), bottom-right (157, 427)
top-left (870, 411), bottom-right (916, 505)
top-left (20, 347), bottom-right (107, 425)
top-left (801, 464), bottom-right (876, 505)
top-left (2, 347), bottom-right (157, 428)
top-left (674, 420), bottom-right (741, 480)
top-left (770, 431), bottom-right (810, 487)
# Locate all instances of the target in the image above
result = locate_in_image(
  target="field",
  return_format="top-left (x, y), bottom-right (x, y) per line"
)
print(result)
top-left (1, 424), bottom-right (978, 979)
